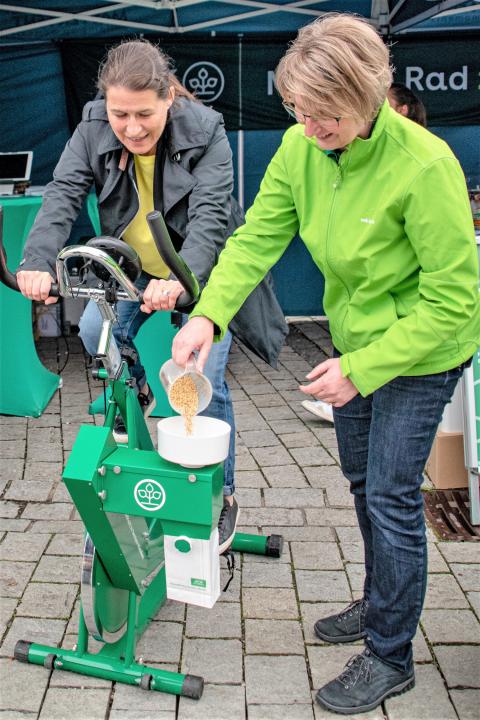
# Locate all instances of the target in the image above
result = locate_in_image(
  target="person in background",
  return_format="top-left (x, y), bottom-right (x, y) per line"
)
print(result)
top-left (387, 82), bottom-right (427, 127)
top-left (171, 13), bottom-right (479, 713)
top-left (303, 81), bottom-right (427, 426)
top-left (15, 39), bottom-right (287, 553)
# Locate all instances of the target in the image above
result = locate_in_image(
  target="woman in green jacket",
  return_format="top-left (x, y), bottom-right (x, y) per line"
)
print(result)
top-left (172, 13), bottom-right (480, 714)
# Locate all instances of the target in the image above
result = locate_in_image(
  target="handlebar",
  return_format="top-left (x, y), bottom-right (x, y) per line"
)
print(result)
top-left (146, 210), bottom-right (199, 309)
top-left (56, 245), bottom-right (140, 301)
top-left (0, 205), bottom-right (200, 310)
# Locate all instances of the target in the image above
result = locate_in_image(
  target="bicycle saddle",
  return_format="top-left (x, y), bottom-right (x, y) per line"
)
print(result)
top-left (86, 237), bottom-right (142, 284)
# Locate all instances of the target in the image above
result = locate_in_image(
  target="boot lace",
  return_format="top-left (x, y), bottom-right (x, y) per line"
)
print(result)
top-left (338, 652), bottom-right (373, 689)
top-left (338, 598), bottom-right (367, 623)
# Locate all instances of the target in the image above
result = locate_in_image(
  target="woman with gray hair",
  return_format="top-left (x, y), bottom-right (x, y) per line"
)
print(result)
top-left (172, 13), bottom-right (480, 714)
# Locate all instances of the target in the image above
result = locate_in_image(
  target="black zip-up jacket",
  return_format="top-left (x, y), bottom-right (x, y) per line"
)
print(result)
top-left (20, 97), bottom-right (288, 366)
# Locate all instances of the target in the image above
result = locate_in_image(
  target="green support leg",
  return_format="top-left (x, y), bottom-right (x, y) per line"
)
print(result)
top-left (231, 532), bottom-right (284, 557)
top-left (76, 603), bottom-right (89, 655)
top-left (14, 641), bottom-right (204, 699)
top-left (123, 592), bottom-right (138, 667)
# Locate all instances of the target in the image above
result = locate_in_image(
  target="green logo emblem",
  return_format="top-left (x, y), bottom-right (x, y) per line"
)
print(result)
top-left (191, 578), bottom-right (207, 588)
top-left (134, 479), bottom-right (166, 512)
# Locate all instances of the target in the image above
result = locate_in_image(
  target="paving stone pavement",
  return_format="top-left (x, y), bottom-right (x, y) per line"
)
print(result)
top-left (1, 324), bottom-right (479, 720)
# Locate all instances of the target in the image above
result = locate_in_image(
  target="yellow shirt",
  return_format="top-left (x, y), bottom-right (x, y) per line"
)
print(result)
top-left (122, 154), bottom-right (170, 278)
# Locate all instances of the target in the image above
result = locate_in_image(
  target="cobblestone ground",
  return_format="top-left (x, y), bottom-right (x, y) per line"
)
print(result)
top-left (1, 322), bottom-right (479, 720)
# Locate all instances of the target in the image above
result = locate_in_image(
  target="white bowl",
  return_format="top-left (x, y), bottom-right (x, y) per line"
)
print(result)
top-left (157, 416), bottom-right (231, 468)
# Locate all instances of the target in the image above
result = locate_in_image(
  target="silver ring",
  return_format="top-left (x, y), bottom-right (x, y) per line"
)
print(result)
top-left (160, 289), bottom-right (170, 296)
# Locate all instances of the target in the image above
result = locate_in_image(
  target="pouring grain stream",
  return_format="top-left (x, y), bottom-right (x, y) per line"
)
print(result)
top-left (169, 374), bottom-right (199, 435)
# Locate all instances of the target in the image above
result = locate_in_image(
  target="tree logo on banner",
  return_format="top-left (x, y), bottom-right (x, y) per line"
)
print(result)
top-left (183, 62), bottom-right (225, 102)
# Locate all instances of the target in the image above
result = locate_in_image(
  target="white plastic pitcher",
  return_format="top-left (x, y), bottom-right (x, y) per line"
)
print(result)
top-left (159, 358), bottom-right (212, 414)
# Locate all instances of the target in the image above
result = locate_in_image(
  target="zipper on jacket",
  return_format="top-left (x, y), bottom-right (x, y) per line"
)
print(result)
top-left (326, 150), bottom-right (348, 231)
top-left (326, 149), bottom-right (343, 189)
top-left (324, 149), bottom-right (351, 298)
top-left (333, 164), bottom-right (342, 190)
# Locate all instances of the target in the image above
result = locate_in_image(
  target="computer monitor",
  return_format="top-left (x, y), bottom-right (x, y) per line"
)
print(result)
top-left (0, 151), bottom-right (33, 182)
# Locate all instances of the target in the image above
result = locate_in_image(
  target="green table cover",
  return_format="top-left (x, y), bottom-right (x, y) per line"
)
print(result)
top-left (0, 195), bottom-right (60, 417)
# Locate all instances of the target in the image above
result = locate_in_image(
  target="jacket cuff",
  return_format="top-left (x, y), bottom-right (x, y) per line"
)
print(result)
top-left (16, 256), bottom-right (56, 277)
top-left (340, 352), bottom-right (372, 398)
top-left (340, 353), bottom-right (351, 379)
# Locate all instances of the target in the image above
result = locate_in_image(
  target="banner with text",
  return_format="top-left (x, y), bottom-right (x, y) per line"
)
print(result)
top-left (61, 34), bottom-right (479, 130)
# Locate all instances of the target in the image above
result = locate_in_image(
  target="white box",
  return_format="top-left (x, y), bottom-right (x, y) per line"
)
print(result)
top-left (426, 430), bottom-right (468, 489)
top-left (439, 380), bottom-right (464, 433)
top-left (163, 529), bottom-right (220, 608)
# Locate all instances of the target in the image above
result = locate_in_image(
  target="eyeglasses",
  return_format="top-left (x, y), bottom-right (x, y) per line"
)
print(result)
top-left (282, 102), bottom-right (341, 126)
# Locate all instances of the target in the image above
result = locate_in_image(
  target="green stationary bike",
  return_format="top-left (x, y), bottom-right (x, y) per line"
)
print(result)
top-left (0, 208), bottom-right (283, 700)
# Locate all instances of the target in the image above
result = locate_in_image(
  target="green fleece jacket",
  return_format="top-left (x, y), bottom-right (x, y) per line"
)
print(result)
top-left (191, 101), bottom-right (480, 396)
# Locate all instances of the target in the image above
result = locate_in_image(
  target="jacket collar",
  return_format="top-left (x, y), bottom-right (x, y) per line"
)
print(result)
top-left (87, 101), bottom-right (122, 155)
top-left (164, 99), bottom-right (209, 158)
top-left (346, 99), bottom-right (389, 161)
top-left (98, 131), bottom-right (122, 156)
top-left (306, 99), bottom-right (390, 164)
top-left (330, 99), bottom-right (390, 170)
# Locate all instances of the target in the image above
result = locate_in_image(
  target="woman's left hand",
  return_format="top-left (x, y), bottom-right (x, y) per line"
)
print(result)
top-left (299, 358), bottom-right (359, 407)
top-left (141, 279), bottom-right (185, 313)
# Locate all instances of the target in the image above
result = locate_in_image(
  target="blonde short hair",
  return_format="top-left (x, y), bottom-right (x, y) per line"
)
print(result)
top-left (276, 14), bottom-right (392, 122)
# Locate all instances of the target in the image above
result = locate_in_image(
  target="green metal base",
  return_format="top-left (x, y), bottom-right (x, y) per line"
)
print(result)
top-left (14, 530), bottom-right (283, 700)
top-left (15, 641), bottom-right (203, 698)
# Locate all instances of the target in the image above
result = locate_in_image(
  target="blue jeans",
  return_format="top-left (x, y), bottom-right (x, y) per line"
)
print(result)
top-left (78, 272), bottom-right (236, 495)
top-left (333, 364), bottom-right (464, 673)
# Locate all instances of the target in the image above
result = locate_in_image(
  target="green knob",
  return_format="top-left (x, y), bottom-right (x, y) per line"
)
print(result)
top-left (175, 538), bottom-right (191, 553)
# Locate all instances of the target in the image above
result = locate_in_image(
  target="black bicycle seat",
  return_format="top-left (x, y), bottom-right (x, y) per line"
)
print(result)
top-left (85, 237), bottom-right (142, 283)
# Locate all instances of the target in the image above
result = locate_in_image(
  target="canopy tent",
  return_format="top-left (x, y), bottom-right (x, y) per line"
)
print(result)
top-left (1, 1), bottom-right (479, 314)
top-left (0, 1), bottom-right (479, 37)
top-left (386, 1), bottom-right (480, 33)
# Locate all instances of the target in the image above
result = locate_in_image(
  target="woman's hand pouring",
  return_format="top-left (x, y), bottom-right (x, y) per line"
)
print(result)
top-left (172, 316), bottom-right (214, 372)
top-left (299, 357), bottom-right (359, 407)
top-left (141, 279), bottom-right (185, 313)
